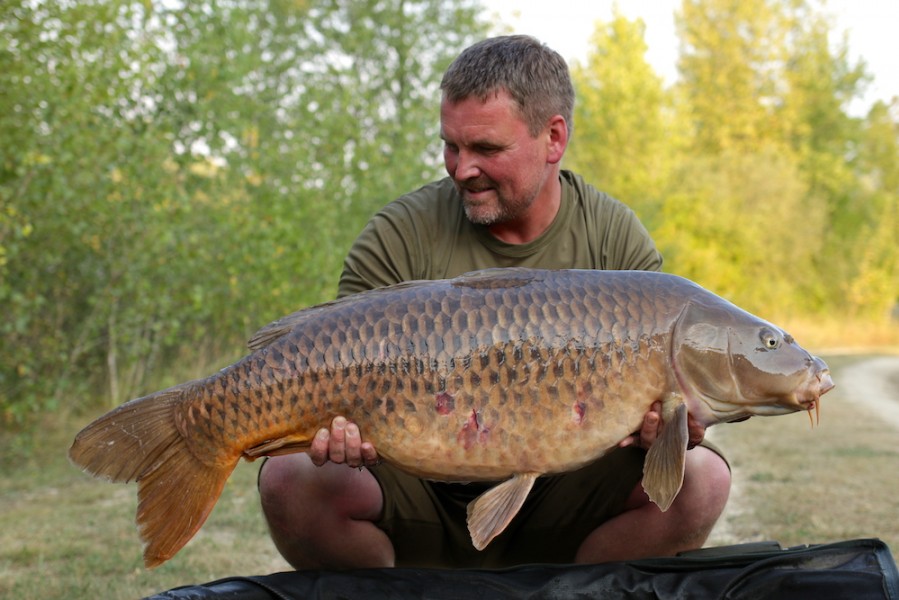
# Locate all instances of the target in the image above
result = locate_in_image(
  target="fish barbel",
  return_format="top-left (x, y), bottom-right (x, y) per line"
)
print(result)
top-left (68, 268), bottom-right (834, 567)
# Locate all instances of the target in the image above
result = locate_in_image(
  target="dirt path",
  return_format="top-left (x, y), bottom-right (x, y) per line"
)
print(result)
top-left (836, 355), bottom-right (899, 429)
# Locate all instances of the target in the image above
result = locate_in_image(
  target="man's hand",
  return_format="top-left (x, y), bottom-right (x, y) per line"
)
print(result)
top-left (619, 401), bottom-right (707, 450)
top-left (308, 416), bottom-right (380, 468)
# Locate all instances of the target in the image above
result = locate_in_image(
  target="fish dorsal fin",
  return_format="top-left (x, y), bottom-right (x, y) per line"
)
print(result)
top-left (247, 280), bottom-right (433, 351)
top-left (642, 401), bottom-right (689, 511)
top-left (452, 268), bottom-right (541, 290)
top-left (248, 303), bottom-right (337, 350)
top-left (466, 472), bottom-right (539, 550)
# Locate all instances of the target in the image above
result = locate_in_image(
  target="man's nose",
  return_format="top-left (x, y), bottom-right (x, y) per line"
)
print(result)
top-left (453, 149), bottom-right (481, 180)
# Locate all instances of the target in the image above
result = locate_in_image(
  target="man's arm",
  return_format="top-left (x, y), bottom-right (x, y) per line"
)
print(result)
top-left (338, 198), bottom-right (430, 298)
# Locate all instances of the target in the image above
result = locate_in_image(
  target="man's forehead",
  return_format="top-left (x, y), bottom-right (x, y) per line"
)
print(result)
top-left (439, 113), bottom-right (516, 145)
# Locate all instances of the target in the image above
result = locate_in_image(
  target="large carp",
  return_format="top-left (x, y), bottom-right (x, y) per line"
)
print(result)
top-left (69, 268), bottom-right (833, 568)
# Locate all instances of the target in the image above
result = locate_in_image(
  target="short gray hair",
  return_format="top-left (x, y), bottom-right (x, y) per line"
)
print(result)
top-left (440, 35), bottom-right (575, 137)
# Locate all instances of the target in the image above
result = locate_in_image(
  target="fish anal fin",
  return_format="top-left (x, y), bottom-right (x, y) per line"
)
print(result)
top-left (243, 434), bottom-right (313, 460)
top-left (466, 472), bottom-right (539, 551)
top-left (642, 402), bottom-right (689, 512)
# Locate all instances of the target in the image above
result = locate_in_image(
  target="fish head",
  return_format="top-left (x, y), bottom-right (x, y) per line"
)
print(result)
top-left (672, 299), bottom-right (834, 425)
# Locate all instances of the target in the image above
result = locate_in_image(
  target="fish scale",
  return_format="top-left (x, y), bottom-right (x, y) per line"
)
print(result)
top-left (69, 267), bottom-right (833, 567)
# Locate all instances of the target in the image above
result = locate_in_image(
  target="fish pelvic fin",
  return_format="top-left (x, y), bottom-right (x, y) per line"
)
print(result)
top-left (466, 472), bottom-right (539, 551)
top-left (642, 402), bottom-right (688, 512)
top-left (68, 384), bottom-right (237, 568)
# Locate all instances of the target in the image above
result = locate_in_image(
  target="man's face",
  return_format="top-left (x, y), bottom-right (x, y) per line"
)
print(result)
top-left (440, 90), bottom-right (552, 226)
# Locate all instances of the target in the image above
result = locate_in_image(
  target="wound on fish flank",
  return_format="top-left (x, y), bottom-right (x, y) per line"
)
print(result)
top-left (435, 391), bottom-right (455, 415)
top-left (67, 268), bottom-right (834, 567)
top-left (571, 401), bottom-right (587, 425)
top-left (458, 409), bottom-right (491, 450)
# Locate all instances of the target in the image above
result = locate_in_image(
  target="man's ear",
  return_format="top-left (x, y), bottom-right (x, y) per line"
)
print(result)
top-left (546, 115), bottom-right (569, 164)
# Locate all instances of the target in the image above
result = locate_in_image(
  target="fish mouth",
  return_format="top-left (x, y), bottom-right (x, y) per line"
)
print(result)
top-left (799, 367), bottom-right (834, 426)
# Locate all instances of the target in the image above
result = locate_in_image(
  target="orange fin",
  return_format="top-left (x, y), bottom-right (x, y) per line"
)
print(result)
top-left (642, 402), bottom-right (688, 511)
top-left (466, 472), bottom-right (539, 550)
top-left (68, 384), bottom-right (236, 568)
top-left (136, 445), bottom-right (234, 567)
top-left (244, 433), bottom-right (313, 459)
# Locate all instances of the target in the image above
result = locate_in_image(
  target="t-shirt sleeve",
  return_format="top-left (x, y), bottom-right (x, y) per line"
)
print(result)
top-left (337, 201), bottom-right (423, 298)
top-left (562, 170), bottom-right (662, 272)
top-left (604, 202), bottom-right (663, 272)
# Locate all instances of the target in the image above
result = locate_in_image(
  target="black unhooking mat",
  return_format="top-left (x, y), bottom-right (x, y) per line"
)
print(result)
top-left (145, 538), bottom-right (899, 600)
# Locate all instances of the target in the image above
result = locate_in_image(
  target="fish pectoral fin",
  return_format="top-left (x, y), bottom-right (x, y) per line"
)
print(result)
top-left (243, 434), bottom-right (313, 460)
top-left (466, 472), bottom-right (539, 551)
top-left (642, 402), bottom-right (689, 512)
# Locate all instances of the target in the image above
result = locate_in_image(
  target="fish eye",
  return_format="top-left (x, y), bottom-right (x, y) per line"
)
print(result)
top-left (759, 328), bottom-right (781, 350)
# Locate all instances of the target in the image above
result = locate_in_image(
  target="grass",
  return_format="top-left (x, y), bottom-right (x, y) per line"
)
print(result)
top-left (0, 425), bottom-right (290, 598)
top-left (1, 354), bottom-right (897, 598)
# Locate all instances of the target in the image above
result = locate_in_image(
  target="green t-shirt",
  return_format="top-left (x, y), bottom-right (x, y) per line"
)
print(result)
top-left (338, 170), bottom-right (662, 297)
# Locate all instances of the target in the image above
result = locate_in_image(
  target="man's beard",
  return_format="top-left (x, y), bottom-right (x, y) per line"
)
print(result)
top-left (458, 177), bottom-right (534, 226)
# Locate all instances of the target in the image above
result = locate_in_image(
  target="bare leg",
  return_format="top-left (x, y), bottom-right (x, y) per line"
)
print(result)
top-left (259, 453), bottom-right (395, 569)
top-left (574, 446), bottom-right (730, 563)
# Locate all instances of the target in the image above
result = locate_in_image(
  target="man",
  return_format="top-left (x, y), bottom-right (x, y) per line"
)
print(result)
top-left (259, 35), bottom-right (731, 569)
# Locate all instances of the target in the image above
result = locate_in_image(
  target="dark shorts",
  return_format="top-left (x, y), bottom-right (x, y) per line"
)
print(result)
top-left (369, 441), bottom-right (727, 568)
top-left (368, 447), bottom-right (644, 568)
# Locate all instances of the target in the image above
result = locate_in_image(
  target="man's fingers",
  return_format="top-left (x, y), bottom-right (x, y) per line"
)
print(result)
top-left (637, 409), bottom-right (660, 449)
top-left (307, 415), bottom-right (381, 468)
top-left (344, 421), bottom-right (363, 467)
top-left (618, 403), bottom-right (708, 451)
top-left (328, 416), bottom-right (348, 463)
top-left (309, 427), bottom-right (330, 466)
top-left (361, 442), bottom-right (379, 466)
top-left (687, 414), bottom-right (706, 449)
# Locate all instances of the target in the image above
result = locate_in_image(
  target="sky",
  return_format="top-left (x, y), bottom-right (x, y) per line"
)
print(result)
top-left (482, 0), bottom-right (899, 117)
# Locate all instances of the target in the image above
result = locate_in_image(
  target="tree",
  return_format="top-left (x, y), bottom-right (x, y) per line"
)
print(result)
top-left (0, 0), bottom-right (487, 424)
top-left (844, 100), bottom-right (899, 320)
top-left (676, 0), bottom-right (788, 154)
top-left (655, 148), bottom-right (825, 318)
top-left (668, 0), bottom-right (886, 322)
top-left (778, 2), bottom-right (876, 315)
top-left (565, 10), bottom-right (677, 229)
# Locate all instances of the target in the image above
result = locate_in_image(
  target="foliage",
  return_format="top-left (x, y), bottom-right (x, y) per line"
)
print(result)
top-left (676, 0), bottom-right (790, 154)
top-left (0, 0), bottom-right (487, 424)
top-left (568, 0), bottom-right (899, 325)
top-left (566, 9), bottom-right (679, 230)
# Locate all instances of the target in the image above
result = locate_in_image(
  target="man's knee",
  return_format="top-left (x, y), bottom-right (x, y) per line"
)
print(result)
top-left (679, 447), bottom-right (731, 526)
top-left (258, 454), bottom-right (310, 505)
top-left (260, 454), bottom-right (384, 521)
top-left (688, 448), bottom-right (731, 498)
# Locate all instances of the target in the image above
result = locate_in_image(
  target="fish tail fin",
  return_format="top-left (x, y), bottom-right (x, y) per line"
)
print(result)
top-left (68, 384), bottom-right (237, 568)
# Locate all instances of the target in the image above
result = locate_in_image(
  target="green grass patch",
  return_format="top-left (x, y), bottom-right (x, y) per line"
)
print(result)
top-left (0, 418), bottom-right (289, 598)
